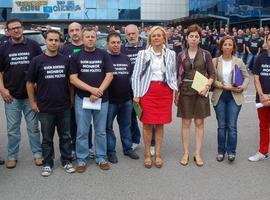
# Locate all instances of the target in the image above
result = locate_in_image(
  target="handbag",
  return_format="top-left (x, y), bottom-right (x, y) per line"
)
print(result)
top-left (232, 64), bottom-right (244, 87)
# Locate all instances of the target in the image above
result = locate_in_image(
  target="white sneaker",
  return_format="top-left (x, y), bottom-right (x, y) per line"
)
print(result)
top-left (89, 148), bottom-right (95, 159)
top-left (248, 152), bottom-right (269, 162)
top-left (41, 166), bottom-right (52, 177)
top-left (150, 146), bottom-right (155, 157)
top-left (132, 143), bottom-right (139, 151)
top-left (62, 163), bottom-right (76, 173)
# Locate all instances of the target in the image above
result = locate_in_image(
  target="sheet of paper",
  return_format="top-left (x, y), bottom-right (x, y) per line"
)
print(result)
top-left (82, 97), bottom-right (102, 110)
top-left (191, 71), bottom-right (209, 97)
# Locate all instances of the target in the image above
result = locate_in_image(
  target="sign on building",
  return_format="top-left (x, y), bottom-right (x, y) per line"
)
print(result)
top-left (12, 0), bottom-right (84, 13)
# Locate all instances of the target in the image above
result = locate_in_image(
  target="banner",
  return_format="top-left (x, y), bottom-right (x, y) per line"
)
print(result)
top-left (12, 0), bottom-right (84, 13)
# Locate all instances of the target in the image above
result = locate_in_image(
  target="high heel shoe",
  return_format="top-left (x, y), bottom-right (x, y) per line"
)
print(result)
top-left (180, 154), bottom-right (189, 166)
top-left (194, 155), bottom-right (204, 167)
top-left (155, 154), bottom-right (163, 168)
top-left (144, 156), bottom-right (152, 169)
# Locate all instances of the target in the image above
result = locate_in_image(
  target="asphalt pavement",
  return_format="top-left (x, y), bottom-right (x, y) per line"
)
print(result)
top-left (0, 73), bottom-right (270, 200)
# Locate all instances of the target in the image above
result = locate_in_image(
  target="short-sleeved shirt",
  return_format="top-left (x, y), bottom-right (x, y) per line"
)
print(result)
top-left (253, 51), bottom-right (270, 103)
top-left (235, 36), bottom-right (245, 52)
top-left (59, 43), bottom-right (83, 58)
top-left (27, 53), bottom-right (70, 113)
top-left (0, 37), bottom-right (42, 99)
top-left (69, 48), bottom-right (114, 102)
top-left (108, 53), bottom-right (132, 104)
top-left (247, 39), bottom-right (260, 55)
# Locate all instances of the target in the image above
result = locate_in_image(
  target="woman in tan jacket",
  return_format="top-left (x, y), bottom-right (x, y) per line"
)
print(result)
top-left (211, 35), bottom-right (249, 162)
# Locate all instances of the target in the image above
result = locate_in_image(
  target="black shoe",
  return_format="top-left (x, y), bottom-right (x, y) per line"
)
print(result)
top-left (125, 151), bottom-right (139, 160)
top-left (228, 154), bottom-right (235, 162)
top-left (216, 154), bottom-right (224, 162)
top-left (108, 154), bottom-right (118, 164)
top-left (0, 159), bottom-right (4, 165)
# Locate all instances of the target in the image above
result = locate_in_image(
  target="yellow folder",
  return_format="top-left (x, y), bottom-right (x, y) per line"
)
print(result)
top-left (191, 71), bottom-right (209, 97)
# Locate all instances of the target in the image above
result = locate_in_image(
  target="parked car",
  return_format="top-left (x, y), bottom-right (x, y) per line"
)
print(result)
top-left (0, 29), bottom-right (46, 51)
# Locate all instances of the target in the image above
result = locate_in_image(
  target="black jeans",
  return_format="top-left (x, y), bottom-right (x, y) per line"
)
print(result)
top-left (38, 109), bottom-right (72, 167)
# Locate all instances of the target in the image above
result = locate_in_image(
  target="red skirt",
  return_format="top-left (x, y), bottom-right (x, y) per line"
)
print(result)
top-left (140, 81), bottom-right (173, 124)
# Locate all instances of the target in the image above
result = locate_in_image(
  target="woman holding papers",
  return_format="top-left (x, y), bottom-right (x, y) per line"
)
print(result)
top-left (211, 36), bottom-right (249, 162)
top-left (132, 26), bottom-right (178, 168)
top-left (176, 24), bottom-right (215, 167)
top-left (248, 34), bottom-right (270, 162)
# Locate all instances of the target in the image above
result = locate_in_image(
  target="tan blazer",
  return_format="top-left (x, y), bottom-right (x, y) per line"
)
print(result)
top-left (211, 56), bottom-right (250, 106)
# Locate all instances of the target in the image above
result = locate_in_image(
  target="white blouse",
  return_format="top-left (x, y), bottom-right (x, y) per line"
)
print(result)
top-left (222, 59), bottom-right (232, 86)
top-left (150, 48), bottom-right (165, 81)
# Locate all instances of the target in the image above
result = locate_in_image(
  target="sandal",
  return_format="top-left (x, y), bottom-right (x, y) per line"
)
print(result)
top-left (144, 156), bottom-right (152, 169)
top-left (155, 154), bottom-right (163, 168)
top-left (180, 154), bottom-right (189, 166)
top-left (194, 155), bottom-right (204, 167)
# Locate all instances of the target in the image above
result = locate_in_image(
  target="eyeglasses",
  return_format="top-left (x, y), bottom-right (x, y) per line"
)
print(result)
top-left (8, 26), bottom-right (22, 31)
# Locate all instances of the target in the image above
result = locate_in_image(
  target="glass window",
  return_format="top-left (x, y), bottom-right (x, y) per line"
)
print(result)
top-left (85, 9), bottom-right (96, 19)
top-left (97, 0), bottom-right (107, 9)
top-left (0, 0), bottom-right (12, 8)
top-left (119, 0), bottom-right (130, 9)
top-left (130, 0), bottom-right (140, 9)
top-left (96, 8), bottom-right (107, 19)
top-left (107, 9), bottom-right (118, 19)
top-left (85, 0), bottom-right (97, 9)
top-left (108, 0), bottom-right (118, 9)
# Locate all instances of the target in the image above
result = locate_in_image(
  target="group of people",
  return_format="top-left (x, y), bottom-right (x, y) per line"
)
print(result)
top-left (0, 19), bottom-right (269, 177)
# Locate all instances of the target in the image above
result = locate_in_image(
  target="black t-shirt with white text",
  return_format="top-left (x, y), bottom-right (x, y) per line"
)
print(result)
top-left (0, 38), bottom-right (42, 99)
top-left (253, 51), bottom-right (270, 102)
top-left (108, 53), bottom-right (132, 104)
top-left (27, 53), bottom-right (70, 113)
top-left (235, 36), bottom-right (245, 53)
top-left (247, 39), bottom-right (260, 55)
top-left (69, 48), bottom-right (114, 101)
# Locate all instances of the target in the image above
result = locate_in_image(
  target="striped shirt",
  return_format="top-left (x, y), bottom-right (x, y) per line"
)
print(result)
top-left (132, 47), bottom-right (178, 97)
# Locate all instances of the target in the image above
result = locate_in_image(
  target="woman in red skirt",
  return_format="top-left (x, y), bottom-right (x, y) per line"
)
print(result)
top-left (132, 26), bottom-right (178, 168)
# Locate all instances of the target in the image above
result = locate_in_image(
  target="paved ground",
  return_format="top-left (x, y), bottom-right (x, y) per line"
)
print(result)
top-left (0, 74), bottom-right (270, 200)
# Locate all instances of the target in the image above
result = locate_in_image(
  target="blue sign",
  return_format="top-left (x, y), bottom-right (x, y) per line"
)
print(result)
top-left (43, 6), bottom-right (53, 13)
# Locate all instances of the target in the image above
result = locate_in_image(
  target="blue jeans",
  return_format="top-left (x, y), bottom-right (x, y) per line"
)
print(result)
top-left (38, 109), bottom-right (72, 167)
top-left (214, 91), bottom-right (241, 155)
top-left (75, 95), bottom-right (108, 163)
top-left (70, 106), bottom-right (92, 151)
top-left (5, 98), bottom-right (42, 160)
top-left (130, 107), bottom-right (141, 144)
top-left (235, 52), bottom-right (244, 60)
top-left (106, 100), bottom-right (133, 155)
top-left (245, 53), bottom-right (257, 71)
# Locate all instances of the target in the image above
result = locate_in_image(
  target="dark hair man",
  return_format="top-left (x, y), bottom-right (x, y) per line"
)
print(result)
top-left (27, 30), bottom-right (75, 177)
top-left (0, 18), bottom-right (42, 169)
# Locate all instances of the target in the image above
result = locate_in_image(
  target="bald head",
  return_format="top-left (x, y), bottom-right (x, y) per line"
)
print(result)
top-left (125, 24), bottom-right (139, 46)
top-left (68, 22), bottom-right (82, 44)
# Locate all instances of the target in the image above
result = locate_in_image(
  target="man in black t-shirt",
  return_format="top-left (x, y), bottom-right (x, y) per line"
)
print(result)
top-left (246, 33), bottom-right (261, 71)
top-left (0, 19), bottom-right (42, 169)
top-left (27, 30), bottom-right (75, 177)
top-left (234, 29), bottom-right (245, 60)
top-left (106, 32), bottom-right (139, 163)
top-left (59, 22), bottom-right (94, 160)
top-left (70, 28), bottom-right (114, 172)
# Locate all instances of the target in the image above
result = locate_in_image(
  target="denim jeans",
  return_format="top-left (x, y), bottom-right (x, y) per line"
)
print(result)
top-left (38, 109), bottom-right (72, 167)
top-left (214, 91), bottom-right (241, 155)
top-left (130, 107), bottom-right (141, 144)
top-left (75, 95), bottom-right (108, 163)
top-left (245, 53), bottom-right (257, 71)
top-left (5, 98), bottom-right (42, 160)
top-left (106, 100), bottom-right (133, 155)
top-left (235, 52), bottom-right (244, 60)
top-left (70, 106), bottom-right (92, 151)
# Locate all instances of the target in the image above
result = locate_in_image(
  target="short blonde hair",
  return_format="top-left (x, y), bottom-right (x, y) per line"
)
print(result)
top-left (147, 26), bottom-right (168, 48)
